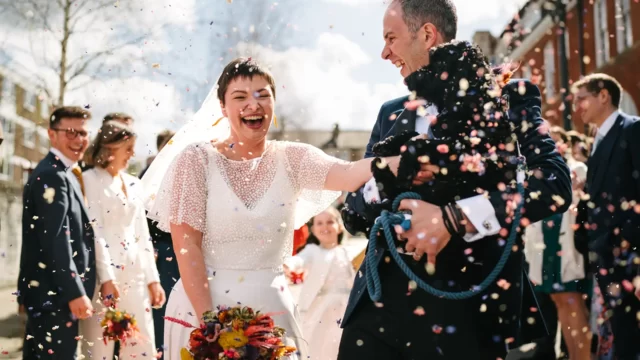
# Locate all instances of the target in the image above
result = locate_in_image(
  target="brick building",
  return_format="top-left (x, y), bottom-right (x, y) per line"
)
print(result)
top-left (0, 67), bottom-right (51, 287)
top-left (474, 0), bottom-right (640, 129)
top-left (0, 67), bottom-right (51, 187)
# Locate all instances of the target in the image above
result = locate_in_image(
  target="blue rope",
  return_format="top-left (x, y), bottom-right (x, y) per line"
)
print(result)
top-left (366, 158), bottom-right (527, 302)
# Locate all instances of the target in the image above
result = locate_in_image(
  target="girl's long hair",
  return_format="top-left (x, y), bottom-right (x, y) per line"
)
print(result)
top-left (84, 120), bottom-right (136, 168)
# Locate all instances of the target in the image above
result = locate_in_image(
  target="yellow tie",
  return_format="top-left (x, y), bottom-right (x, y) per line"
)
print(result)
top-left (71, 166), bottom-right (87, 204)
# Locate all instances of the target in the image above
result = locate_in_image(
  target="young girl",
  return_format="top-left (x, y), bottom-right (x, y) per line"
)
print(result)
top-left (284, 207), bottom-right (354, 360)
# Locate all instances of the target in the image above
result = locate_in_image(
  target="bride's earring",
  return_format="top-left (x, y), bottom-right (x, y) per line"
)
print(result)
top-left (273, 115), bottom-right (278, 128)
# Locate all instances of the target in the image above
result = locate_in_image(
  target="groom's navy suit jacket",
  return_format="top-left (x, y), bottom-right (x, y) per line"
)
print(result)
top-left (341, 79), bottom-right (572, 338)
top-left (18, 152), bottom-right (96, 311)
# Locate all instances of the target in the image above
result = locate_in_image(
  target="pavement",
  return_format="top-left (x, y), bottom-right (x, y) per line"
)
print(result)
top-left (0, 287), bottom-right (23, 360)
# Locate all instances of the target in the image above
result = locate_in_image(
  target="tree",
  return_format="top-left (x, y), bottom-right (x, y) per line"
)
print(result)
top-left (0, 0), bottom-right (167, 106)
top-left (198, 1), bottom-right (297, 97)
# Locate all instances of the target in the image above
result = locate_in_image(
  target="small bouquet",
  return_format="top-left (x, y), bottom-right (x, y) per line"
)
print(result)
top-left (101, 307), bottom-right (140, 345)
top-left (288, 271), bottom-right (305, 285)
top-left (166, 305), bottom-right (297, 360)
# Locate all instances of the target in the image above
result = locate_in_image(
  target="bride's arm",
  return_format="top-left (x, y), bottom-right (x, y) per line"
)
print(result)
top-left (146, 143), bottom-right (212, 326)
top-left (325, 156), bottom-right (398, 192)
top-left (170, 223), bottom-right (212, 324)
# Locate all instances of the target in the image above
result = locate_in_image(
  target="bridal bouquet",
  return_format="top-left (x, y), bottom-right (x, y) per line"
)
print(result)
top-left (166, 305), bottom-right (297, 360)
top-left (101, 307), bottom-right (140, 345)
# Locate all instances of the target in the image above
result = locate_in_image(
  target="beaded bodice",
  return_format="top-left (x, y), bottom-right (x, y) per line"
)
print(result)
top-left (149, 140), bottom-right (342, 271)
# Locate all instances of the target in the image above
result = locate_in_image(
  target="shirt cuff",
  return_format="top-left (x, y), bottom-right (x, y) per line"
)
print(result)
top-left (456, 195), bottom-right (500, 242)
top-left (363, 177), bottom-right (380, 204)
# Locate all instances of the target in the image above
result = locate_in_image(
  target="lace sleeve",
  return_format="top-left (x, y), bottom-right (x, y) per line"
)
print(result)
top-left (283, 142), bottom-right (343, 228)
top-left (147, 142), bottom-right (209, 233)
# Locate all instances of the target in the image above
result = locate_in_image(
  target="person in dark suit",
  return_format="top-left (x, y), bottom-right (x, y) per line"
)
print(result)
top-left (140, 129), bottom-right (178, 358)
top-left (337, 1), bottom-right (572, 359)
top-left (573, 73), bottom-right (640, 359)
top-left (18, 106), bottom-right (119, 359)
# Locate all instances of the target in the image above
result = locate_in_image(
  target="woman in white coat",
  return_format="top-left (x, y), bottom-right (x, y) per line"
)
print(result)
top-left (284, 207), bottom-right (354, 360)
top-left (79, 121), bottom-right (166, 358)
top-left (524, 127), bottom-right (590, 360)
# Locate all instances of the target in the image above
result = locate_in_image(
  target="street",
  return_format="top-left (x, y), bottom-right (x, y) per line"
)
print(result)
top-left (0, 288), bottom-right (22, 360)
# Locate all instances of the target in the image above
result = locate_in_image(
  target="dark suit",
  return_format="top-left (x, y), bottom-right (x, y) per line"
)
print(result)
top-left (140, 163), bottom-right (180, 358)
top-left (338, 80), bottom-right (572, 359)
top-left (582, 112), bottom-right (640, 359)
top-left (18, 152), bottom-right (96, 359)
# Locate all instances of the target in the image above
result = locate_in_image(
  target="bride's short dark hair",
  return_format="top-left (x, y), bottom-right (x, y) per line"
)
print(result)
top-left (216, 57), bottom-right (276, 105)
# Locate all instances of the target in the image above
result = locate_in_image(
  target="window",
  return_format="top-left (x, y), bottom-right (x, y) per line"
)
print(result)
top-left (544, 41), bottom-right (556, 100)
top-left (521, 65), bottom-right (532, 79)
top-left (40, 98), bottom-right (49, 119)
top-left (615, 0), bottom-right (633, 53)
top-left (23, 90), bottom-right (36, 112)
top-left (22, 169), bottom-right (30, 184)
top-left (1, 78), bottom-right (15, 105)
top-left (620, 90), bottom-right (638, 116)
top-left (594, 0), bottom-right (610, 67)
top-left (564, 29), bottom-right (570, 59)
top-left (0, 117), bottom-right (15, 180)
top-left (38, 131), bottom-right (49, 154)
top-left (22, 125), bottom-right (35, 148)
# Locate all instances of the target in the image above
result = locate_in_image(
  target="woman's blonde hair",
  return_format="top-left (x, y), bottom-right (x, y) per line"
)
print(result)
top-left (84, 120), bottom-right (136, 168)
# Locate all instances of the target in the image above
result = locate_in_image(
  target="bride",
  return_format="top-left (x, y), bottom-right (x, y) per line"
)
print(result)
top-left (142, 57), bottom-right (399, 359)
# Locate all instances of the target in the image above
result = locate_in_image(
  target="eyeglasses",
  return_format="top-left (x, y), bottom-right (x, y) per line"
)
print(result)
top-left (51, 128), bottom-right (89, 140)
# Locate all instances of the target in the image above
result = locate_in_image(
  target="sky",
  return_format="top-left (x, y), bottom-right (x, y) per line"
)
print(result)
top-left (0, 0), bottom-right (529, 159)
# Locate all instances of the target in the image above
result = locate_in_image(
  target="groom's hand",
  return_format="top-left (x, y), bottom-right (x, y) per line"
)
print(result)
top-left (68, 295), bottom-right (93, 319)
top-left (395, 199), bottom-right (451, 272)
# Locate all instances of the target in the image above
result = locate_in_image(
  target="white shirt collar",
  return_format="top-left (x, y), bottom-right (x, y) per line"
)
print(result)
top-left (596, 110), bottom-right (620, 139)
top-left (49, 147), bottom-right (77, 169)
top-left (415, 104), bottom-right (438, 135)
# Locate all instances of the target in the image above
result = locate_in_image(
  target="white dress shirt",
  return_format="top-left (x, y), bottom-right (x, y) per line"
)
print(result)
top-left (591, 110), bottom-right (619, 155)
top-left (50, 147), bottom-right (76, 168)
top-left (363, 105), bottom-right (501, 242)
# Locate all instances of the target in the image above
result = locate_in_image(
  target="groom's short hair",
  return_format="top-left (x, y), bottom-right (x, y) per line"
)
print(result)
top-left (394, 0), bottom-right (457, 41)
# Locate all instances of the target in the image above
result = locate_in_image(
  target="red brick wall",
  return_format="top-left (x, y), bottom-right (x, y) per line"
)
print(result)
top-left (511, 0), bottom-right (640, 130)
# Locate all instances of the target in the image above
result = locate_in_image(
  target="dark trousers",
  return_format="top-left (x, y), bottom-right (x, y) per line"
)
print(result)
top-left (23, 308), bottom-right (78, 359)
top-left (338, 255), bottom-right (522, 359)
top-left (152, 239), bottom-right (180, 358)
top-left (595, 251), bottom-right (640, 360)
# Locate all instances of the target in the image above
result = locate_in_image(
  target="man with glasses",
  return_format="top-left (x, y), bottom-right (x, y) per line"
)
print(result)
top-left (573, 73), bottom-right (640, 359)
top-left (18, 106), bottom-right (118, 359)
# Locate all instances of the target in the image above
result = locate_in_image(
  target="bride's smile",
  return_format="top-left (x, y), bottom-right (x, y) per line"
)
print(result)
top-left (221, 76), bottom-right (276, 143)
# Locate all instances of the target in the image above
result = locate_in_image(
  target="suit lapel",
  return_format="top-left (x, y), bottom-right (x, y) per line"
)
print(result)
top-left (66, 169), bottom-right (91, 222)
top-left (588, 115), bottom-right (624, 197)
top-left (385, 108), bottom-right (406, 138)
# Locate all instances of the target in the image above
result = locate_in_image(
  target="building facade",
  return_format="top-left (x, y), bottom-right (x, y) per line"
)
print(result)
top-left (475, 0), bottom-right (640, 129)
top-left (1, 68), bottom-right (51, 186)
top-left (0, 68), bottom-right (50, 288)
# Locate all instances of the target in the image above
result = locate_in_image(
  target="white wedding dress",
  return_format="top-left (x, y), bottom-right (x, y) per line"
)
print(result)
top-left (148, 140), bottom-right (342, 360)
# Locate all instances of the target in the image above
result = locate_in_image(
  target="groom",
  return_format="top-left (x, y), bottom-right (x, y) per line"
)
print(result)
top-left (338, 1), bottom-right (572, 359)
top-left (18, 106), bottom-right (118, 359)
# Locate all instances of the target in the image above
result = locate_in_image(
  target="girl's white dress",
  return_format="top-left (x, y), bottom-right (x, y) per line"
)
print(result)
top-left (79, 167), bottom-right (160, 358)
top-left (148, 141), bottom-right (342, 360)
top-left (286, 244), bottom-right (354, 360)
